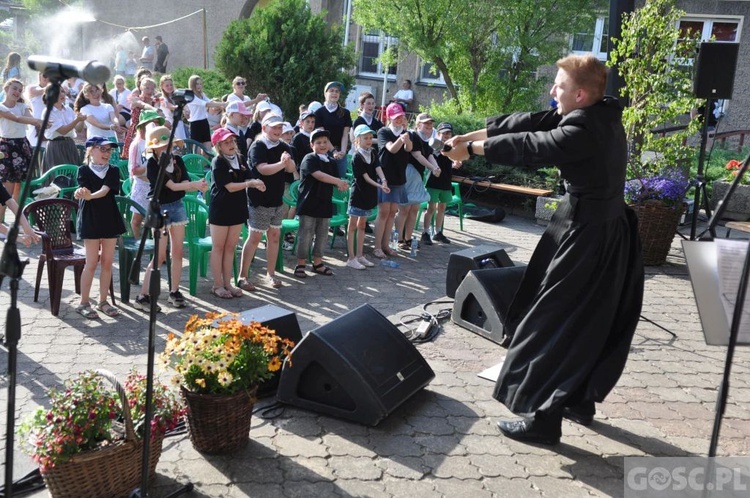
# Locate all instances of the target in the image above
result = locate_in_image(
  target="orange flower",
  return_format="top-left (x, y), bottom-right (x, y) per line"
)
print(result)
top-left (726, 159), bottom-right (742, 170)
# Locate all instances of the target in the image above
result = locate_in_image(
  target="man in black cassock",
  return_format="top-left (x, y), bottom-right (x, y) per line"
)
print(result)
top-left (443, 54), bottom-right (644, 445)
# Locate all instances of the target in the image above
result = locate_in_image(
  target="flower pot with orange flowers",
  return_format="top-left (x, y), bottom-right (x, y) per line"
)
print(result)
top-left (159, 312), bottom-right (295, 454)
top-left (712, 160), bottom-right (750, 221)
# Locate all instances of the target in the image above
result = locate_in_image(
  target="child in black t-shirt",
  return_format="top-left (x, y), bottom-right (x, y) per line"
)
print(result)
top-left (346, 125), bottom-right (389, 270)
top-left (134, 126), bottom-right (208, 311)
top-left (313, 81), bottom-right (352, 178)
top-left (209, 128), bottom-right (265, 297)
top-left (350, 92), bottom-right (384, 152)
top-left (293, 129), bottom-right (349, 278)
top-left (73, 136), bottom-right (127, 319)
top-left (422, 122), bottom-right (461, 244)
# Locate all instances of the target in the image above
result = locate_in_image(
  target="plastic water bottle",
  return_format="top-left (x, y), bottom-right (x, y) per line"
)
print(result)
top-left (380, 259), bottom-right (400, 268)
top-left (390, 229), bottom-right (398, 250)
top-left (196, 191), bottom-right (204, 202)
top-left (410, 235), bottom-right (418, 257)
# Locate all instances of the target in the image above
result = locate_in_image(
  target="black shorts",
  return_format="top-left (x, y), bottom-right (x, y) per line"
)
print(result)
top-left (189, 118), bottom-right (211, 144)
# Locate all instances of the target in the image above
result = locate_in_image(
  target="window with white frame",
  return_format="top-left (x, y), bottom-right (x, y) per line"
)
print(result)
top-left (359, 31), bottom-right (398, 78)
top-left (419, 61), bottom-right (445, 85)
top-left (571, 16), bottom-right (609, 60)
top-left (678, 16), bottom-right (741, 44)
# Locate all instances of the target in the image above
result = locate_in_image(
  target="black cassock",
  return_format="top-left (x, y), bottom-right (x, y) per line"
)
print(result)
top-left (484, 97), bottom-right (644, 417)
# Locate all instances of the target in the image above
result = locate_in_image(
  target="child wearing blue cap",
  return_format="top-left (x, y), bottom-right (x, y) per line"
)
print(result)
top-left (73, 136), bottom-right (127, 319)
top-left (346, 124), bottom-right (389, 269)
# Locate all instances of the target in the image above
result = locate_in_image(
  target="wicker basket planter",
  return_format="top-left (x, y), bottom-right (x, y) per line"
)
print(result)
top-left (40, 371), bottom-right (165, 498)
top-left (631, 200), bottom-right (684, 266)
top-left (182, 386), bottom-right (257, 454)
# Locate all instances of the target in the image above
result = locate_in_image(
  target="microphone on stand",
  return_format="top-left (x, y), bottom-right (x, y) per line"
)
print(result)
top-left (27, 56), bottom-right (111, 85)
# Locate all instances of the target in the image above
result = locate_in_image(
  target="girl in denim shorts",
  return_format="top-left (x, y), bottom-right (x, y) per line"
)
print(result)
top-left (133, 126), bottom-right (208, 311)
top-left (346, 125), bottom-right (389, 270)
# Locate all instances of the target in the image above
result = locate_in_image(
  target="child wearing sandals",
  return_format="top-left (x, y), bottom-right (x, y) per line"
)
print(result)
top-left (346, 125), bottom-right (389, 269)
top-left (293, 128), bottom-right (349, 278)
top-left (373, 102), bottom-right (412, 259)
top-left (73, 137), bottom-right (127, 319)
top-left (134, 126), bottom-right (208, 311)
top-left (209, 128), bottom-right (265, 298)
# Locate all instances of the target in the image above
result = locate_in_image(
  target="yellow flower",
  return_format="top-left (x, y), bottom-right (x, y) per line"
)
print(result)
top-left (195, 378), bottom-right (206, 388)
top-left (268, 357), bottom-right (282, 372)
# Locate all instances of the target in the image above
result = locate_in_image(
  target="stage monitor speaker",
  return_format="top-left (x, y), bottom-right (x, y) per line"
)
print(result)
top-left (445, 245), bottom-right (514, 298)
top-left (452, 266), bottom-right (526, 346)
top-left (238, 305), bottom-right (303, 398)
top-left (694, 42), bottom-right (739, 100)
top-left (276, 304), bottom-right (435, 426)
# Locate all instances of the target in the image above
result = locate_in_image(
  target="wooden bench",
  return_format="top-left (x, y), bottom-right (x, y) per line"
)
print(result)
top-left (452, 175), bottom-right (554, 197)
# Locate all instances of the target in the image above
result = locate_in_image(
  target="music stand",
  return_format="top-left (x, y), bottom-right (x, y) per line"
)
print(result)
top-left (683, 151), bottom-right (750, 458)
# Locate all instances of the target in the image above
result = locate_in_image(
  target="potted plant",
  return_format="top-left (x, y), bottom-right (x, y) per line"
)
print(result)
top-left (534, 167), bottom-right (563, 225)
top-left (159, 312), bottom-right (295, 454)
top-left (712, 159), bottom-right (750, 221)
top-left (17, 369), bottom-right (183, 497)
top-left (609, 0), bottom-right (702, 265)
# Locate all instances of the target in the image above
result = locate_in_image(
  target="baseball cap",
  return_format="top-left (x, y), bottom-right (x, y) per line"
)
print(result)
top-left (324, 81), bottom-right (344, 93)
top-left (353, 124), bottom-right (375, 138)
top-left (262, 113), bottom-right (284, 127)
top-left (85, 136), bottom-right (118, 148)
top-left (211, 128), bottom-right (237, 146)
top-left (308, 101), bottom-right (323, 113)
top-left (256, 101), bottom-right (272, 113)
top-left (436, 122), bottom-right (453, 133)
top-left (385, 102), bottom-right (406, 120)
top-left (299, 110), bottom-right (314, 121)
top-left (226, 101), bottom-right (252, 115)
top-left (416, 113), bottom-right (434, 123)
top-left (310, 128), bottom-right (331, 142)
top-left (281, 121), bottom-right (294, 134)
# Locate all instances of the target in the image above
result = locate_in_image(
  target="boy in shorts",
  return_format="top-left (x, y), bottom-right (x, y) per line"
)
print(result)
top-left (422, 122), bottom-right (461, 244)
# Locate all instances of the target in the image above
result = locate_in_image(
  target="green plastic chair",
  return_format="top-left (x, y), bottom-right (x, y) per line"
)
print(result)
top-left (277, 180), bottom-right (300, 272)
top-left (182, 153), bottom-right (212, 176)
top-left (183, 196), bottom-right (213, 296)
top-left (27, 164), bottom-right (80, 206)
top-left (183, 138), bottom-right (215, 158)
top-left (121, 178), bottom-right (132, 196)
top-left (328, 184), bottom-right (350, 248)
top-left (416, 182), bottom-right (470, 232)
top-left (114, 196), bottom-right (155, 303)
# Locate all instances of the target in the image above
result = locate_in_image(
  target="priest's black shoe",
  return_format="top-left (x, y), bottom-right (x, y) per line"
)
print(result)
top-left (562, 400), bottom-right (595, 426)
top-left (496, 417), bottom-right (561, 446)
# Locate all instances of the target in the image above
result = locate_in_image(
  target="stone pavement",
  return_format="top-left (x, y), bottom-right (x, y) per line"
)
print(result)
top-left (2, 209), bottom-right (750, 498)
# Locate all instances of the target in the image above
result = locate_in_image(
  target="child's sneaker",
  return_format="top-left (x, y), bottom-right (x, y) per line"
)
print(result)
top-left (421, 231), bottom-right (433, 246)
top-left (168, 290), bottom-right (187, 308)
top-left (358, 256), bottom-right (375, 267)
top-left (346, 258), bottom-right (366, 270)
top-left (433, 231), bottom-right (451, 244)
top-left (133, 294), bottom-right (161, 313)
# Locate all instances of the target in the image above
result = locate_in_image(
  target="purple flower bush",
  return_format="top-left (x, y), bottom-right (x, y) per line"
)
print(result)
top-left (624, 169), bottom-right (689, 208)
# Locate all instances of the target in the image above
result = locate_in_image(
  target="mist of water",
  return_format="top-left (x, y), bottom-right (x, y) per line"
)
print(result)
top-left (27, 5), bottom-right (140, 79)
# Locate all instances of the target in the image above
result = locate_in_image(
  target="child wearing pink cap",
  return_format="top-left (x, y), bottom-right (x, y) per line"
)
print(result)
top-left (209, 128), bottom-right (265, 297)
top-left (373, 102), bottom-right (412, 259)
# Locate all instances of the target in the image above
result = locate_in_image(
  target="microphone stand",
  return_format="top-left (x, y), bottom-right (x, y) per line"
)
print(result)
top-left (127, 101), bottom-right (192, 498)
top-left (0, 79), bottom-right (58, 498)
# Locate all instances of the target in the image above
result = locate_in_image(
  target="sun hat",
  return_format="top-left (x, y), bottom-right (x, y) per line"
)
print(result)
top-left (310, 128), bottom-right (331, 142)
top-left (324, 81), bottom-right (344, 93)
top-left (136, 109), bottom-right (165, 128)
top-left (416, 113), bottom-right (434, 123)
top-left (85, 136), bottom-right (118, 148)
top-left (226, 101), bottom-right (252, 116)
top-left (145, 126), bottom-right (173, 150)
top-left (385, 102), bottom-right (406, 120)
top-left (261, 113), bottom-right (284, 127)
top-left (353, 124), bottom-right (375, 138)
top-left (211, 128), bottom-right (237, 147)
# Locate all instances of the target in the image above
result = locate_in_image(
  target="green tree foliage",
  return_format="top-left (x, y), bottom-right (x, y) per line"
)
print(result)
top-left (170, 67), bottom-right (232, 101)
top-left (353, 0), bottom-right (597, 115)
top-left (609, 0), bottom-right (701, 179)
top-left (215, 0), bottom-right (356, 118)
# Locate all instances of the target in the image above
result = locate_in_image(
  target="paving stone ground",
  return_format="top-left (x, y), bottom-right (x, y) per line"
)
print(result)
top-left (2, 208), bottom-right (750, 497)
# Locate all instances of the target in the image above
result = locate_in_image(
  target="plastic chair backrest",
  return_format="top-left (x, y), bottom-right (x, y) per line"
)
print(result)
top-left (115, 195), bottom-right (145, 238)
top-left (183, 139), bottom-right (215, 158)
top-left (283, 180), bottom-right (300, 207)
top-left (32, 164), bottom-right (80, 186)
top-left (183, 196), bottom-right (209, 241)
top-left (121, 178), bottom-right (132, 196)
top-left (22, 198), bottom-right (77, 251)
top-left (182, 154), bottom-right (211, 176)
